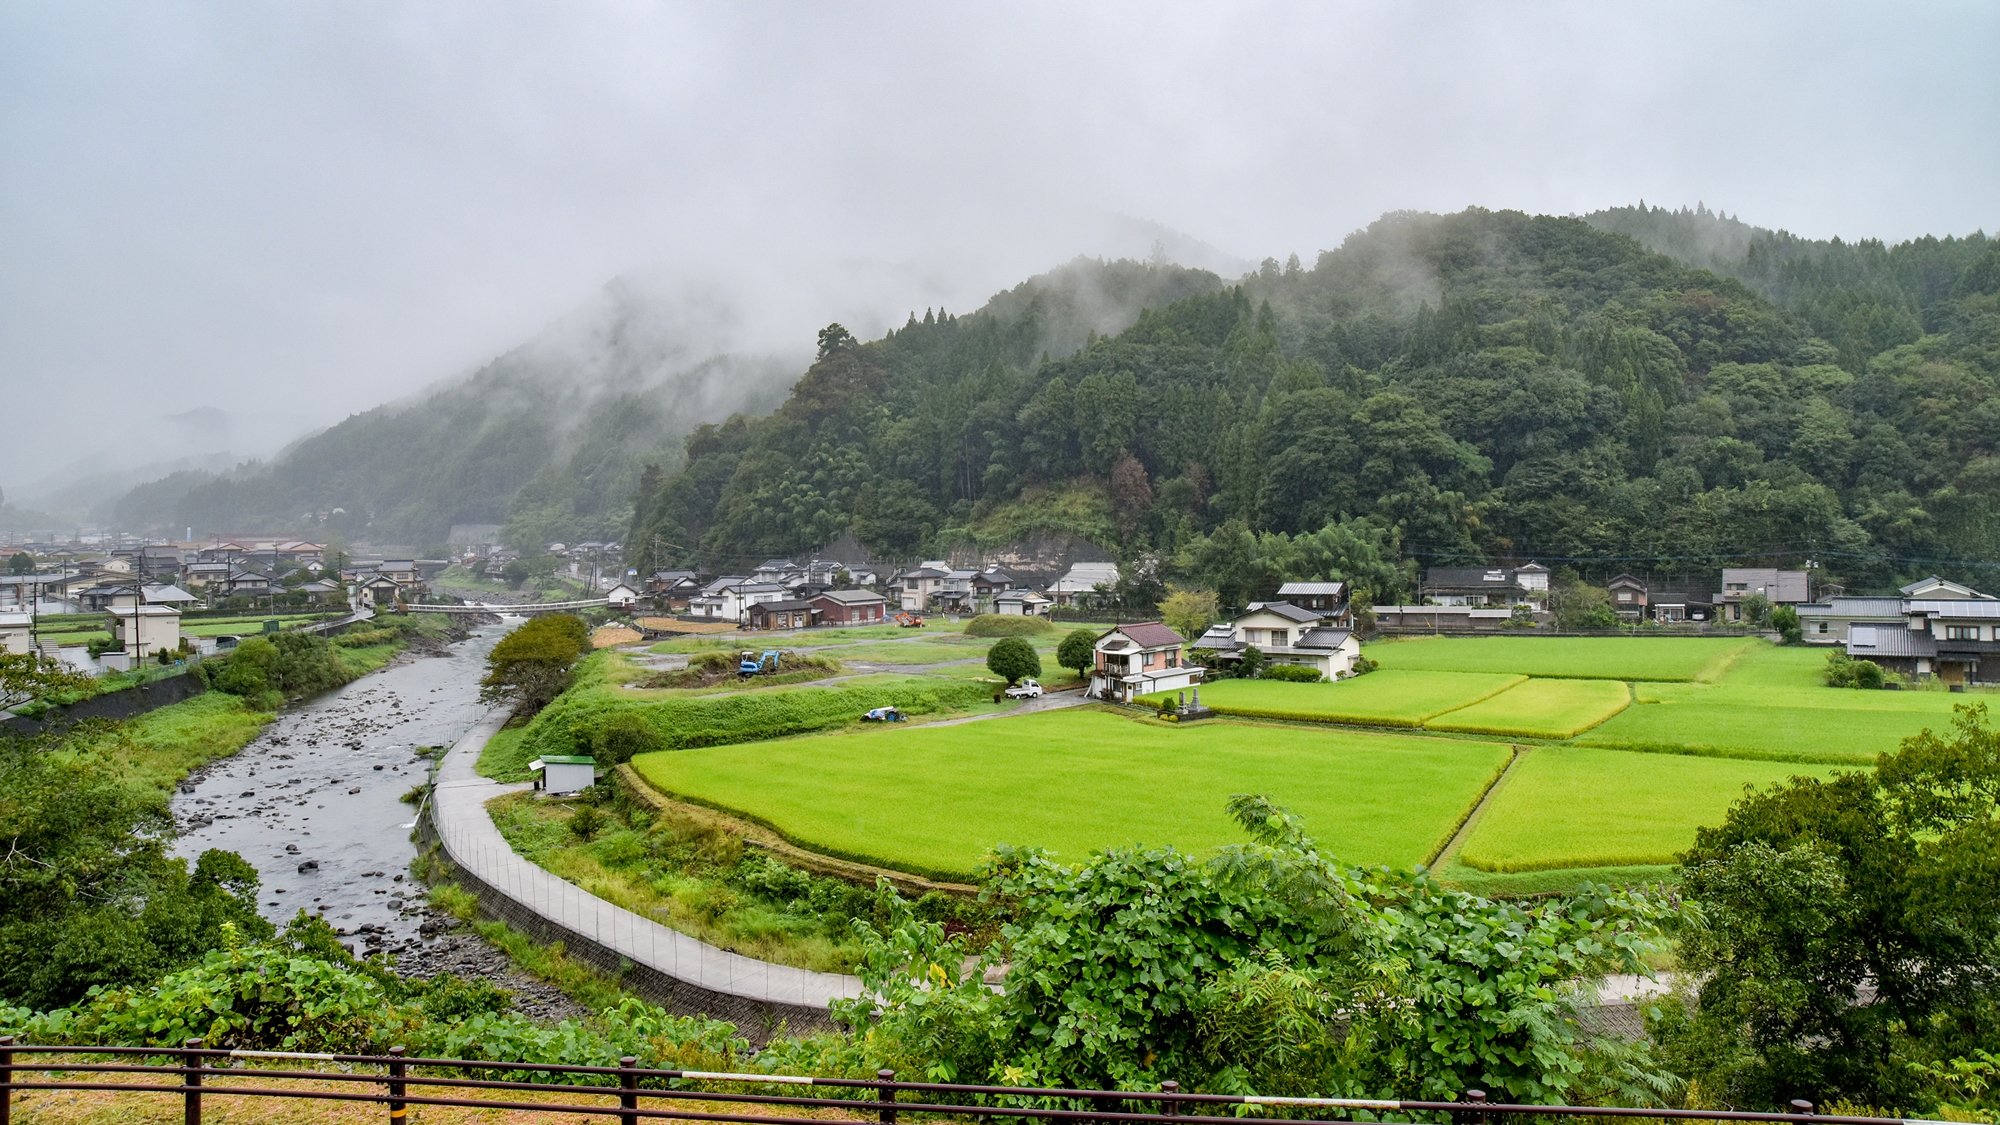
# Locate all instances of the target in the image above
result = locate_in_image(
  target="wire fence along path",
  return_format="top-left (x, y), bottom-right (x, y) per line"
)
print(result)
top-left (426, 709), bottom-right (862, 1020)
top-left (0, 1039), bottom-right (1955, 1125)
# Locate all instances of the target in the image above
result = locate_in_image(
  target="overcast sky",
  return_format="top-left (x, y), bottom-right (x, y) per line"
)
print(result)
top-left (3, 2), bottom-right (1996, 489)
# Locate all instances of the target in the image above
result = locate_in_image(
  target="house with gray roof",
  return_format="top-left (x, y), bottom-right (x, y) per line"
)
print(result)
top-left (1198, 601), bottom-right (1363, 679)
top-left (1801, 576), bottom-right (1999, 683)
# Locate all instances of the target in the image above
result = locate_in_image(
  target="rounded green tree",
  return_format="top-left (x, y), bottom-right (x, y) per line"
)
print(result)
top-left (1056, 628), bottom-right (1097, 681)
top-left (986, 636), bottom-right (1042, 685)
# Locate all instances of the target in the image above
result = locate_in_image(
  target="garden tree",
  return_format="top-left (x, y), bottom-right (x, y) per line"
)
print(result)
top-left (984, 636), bottom-right (1041, 685)
top-left (826, 795), bottom-right (1673, 1099)
top-left (0, 651), bottom-right (92, 711)
top-left (1770, 604), bottom-right (1802, 643)
top-left (480, 614), bottom-right (590, 713)
top-left (1056, 628), bottom-right (1097, 681)
top-left (0, 727), bottom-right (272, 1008)
top-left (1548, 577), bottom-right (1618, 629)
top-left (1654, 705), bottom-right (2000, 1112)
top-left (1742, 592), bottom-right (1773, 626)
top-left (6, 551), bottom-right (34, 574)
top-left (1158, 585), bottom-right (1220, 640)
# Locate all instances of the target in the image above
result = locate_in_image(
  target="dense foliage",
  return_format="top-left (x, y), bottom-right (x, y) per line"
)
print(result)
top-left (3, 911), bottom-right (746, 1074)
top-left (205, 630), bottom-right (354, 706)
top-left (1655, 705), bottom-right (2000, 1113)
top-left (773, 795), bottom-right (1670, 1102)
top-left (0, 725), bottom-right (272, 1010)
top-left (983, 637), bottom-right (1040, 685)
top-left (480, 613), bottom-right (590, 713)
top-left (631, 208), bottom-right (1997, 601)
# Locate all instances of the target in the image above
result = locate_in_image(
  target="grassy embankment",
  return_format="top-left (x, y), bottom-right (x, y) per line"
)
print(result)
top-left (477, 648), bottom-right (1002, 783)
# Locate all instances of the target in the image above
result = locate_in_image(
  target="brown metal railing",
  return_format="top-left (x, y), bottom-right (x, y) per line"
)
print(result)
top-left (0, 1034), bottom-right (1944, 1125)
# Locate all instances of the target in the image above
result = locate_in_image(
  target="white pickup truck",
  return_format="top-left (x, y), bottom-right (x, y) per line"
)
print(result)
top-left (1003, 678), bottom-right (1044, 699)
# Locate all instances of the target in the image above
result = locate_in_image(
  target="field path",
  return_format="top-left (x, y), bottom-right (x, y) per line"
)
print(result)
top-left (1428, 744), bottom-right (1529, 867)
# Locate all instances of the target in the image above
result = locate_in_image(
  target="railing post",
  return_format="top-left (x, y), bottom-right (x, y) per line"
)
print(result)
top-left (1791, 1100), bottom-right (1815, 1117)
top-left (877, 1068), bottom-right (897, 1125)
top-left (1467, 1089), bottom-right (1487, 1125)
top-left (387, 1046), bottom-right (406, 1125)
top-left (1, 1034), bottom-right (14, 1125)
top-left (1159, 1080), bottom-right (1179, 1117)
top-left (620, 1056), bottom-right (639, 1125)
top-left (182, 1038), bottom-right (203, 1125)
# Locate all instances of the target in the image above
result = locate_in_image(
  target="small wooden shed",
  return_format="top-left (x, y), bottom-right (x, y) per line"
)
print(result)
top-left (529, 755), bottom-right (597, 794)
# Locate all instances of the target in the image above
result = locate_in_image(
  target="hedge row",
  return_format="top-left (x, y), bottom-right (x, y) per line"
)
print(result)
top-left (1457, 848), bottom-right (1680, 874)
top-left (518, 654), bottom-right (995, 758)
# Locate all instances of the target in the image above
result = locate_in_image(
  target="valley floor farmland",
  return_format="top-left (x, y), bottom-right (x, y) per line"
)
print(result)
top-left (1369, 634), bottom-right (1754, 681)
top-left (632, 709), bottom-right (1512, 879)
top-left (1456, 747), bottom-right (1845, 872)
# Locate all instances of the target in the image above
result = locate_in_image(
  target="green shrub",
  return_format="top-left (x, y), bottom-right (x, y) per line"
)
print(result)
top-left (1261, 663), bottom-right (1324, 683)
top-left (594, 710), bottom-right (663, 765)
top-left (985, 636), bottom-right (1042, 684)
top-left (964, 613), bottom-right (1054, 637)
top-left (1824, 651), bottom-right (1886, 689)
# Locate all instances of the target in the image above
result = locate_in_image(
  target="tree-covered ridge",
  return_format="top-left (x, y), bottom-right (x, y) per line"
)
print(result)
top-left (630, 207), bottom-right (2000, 598)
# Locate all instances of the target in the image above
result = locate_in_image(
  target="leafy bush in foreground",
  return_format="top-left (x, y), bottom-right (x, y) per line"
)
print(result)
top-left (771, 795), bottom-right (1673, 1102)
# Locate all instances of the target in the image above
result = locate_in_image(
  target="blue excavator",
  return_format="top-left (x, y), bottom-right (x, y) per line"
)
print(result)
top-left (738, 649), bottom-right (781, 678)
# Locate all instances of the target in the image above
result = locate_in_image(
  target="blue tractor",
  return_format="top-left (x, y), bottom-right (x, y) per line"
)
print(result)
top-left (738, 649), bottom-right (781, 678)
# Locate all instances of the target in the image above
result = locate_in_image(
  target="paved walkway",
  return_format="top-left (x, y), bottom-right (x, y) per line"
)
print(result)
top-left (430, 708), bottom-right (863, 1010)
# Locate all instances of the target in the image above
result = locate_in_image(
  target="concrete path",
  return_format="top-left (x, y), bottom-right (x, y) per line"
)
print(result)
top-left (429, 708), bottom-right (864, 1010)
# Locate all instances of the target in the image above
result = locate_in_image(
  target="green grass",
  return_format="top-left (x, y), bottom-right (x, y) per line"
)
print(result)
top-left (84, 691), bottom-right (276, 796)
top-left (1143, 670), bottom-right (1525, 727)
top-left (635, 709), bottom-right (1514, 879)
top-left (808, 641), bottom-right (976, 664)
top-left (478, 722), bottom-right (535, 781)
top-left (1370, 635), bottom-right (1755, 682)
top-left (1577, 644), bottom-right (1975, 762)
top-left (1456, 747), bottom-right (1847, 872)
top-left (1425, 678), bottom-right (1631, 739)
top-left (484, 652), bottom-right (1001, 781)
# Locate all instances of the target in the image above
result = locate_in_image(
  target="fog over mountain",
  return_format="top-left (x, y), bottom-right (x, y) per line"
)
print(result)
top-left (2, 4), bottom-right (1993, 534)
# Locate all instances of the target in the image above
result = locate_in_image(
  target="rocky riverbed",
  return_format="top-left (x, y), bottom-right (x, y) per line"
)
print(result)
top-left (172, 619), bottom-right (513, 962)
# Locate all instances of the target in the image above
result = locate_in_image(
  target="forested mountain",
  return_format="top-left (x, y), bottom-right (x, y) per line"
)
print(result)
top-left (630, 206), bottom-right (2000, 603)
top-left (125, 280), bottom-right (802, 550)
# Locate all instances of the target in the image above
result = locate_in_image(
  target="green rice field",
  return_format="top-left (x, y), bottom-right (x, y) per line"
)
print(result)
top-left (1456, 747), bottom-right (1846, 872)
top-left (1141, 670), bottom-right (1524, 727)
top-left (1425, 677), bottom-right (1632, 739)
top-left (1371, 635), bottom-right (1754, 682)
top-left (1576, 644), bottom-right (1978, 762)
top-left (634, 709), bottom-right (1513, 878)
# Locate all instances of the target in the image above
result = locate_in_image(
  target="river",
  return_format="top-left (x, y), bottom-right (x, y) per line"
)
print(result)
top-left (171, 618), bottom-right (515, 956)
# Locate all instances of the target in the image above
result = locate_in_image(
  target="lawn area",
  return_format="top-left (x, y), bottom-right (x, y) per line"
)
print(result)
top-left (1455, 747), bottom-right (1846, 872)
top-left (809, 641), bottom-right (976, 664)
top-left (1577, 644), bottom-right (1980, 762)
top-left (1424, 678), bottom-right (1631, 739)
top-left (1143, 670), bottom-right (1524, 727)
top-left (635, 709), bottom-right (1514, 879)
top-left (1369, 635), bottom-right (1754, 682)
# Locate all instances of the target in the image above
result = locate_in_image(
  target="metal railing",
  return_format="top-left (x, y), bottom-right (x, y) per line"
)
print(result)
top-left (0, 1036), bottom-right (1947, 1125)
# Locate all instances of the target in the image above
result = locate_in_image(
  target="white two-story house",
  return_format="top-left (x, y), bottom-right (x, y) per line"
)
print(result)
top-left (1195, 601), bottom-right (1363, 679)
